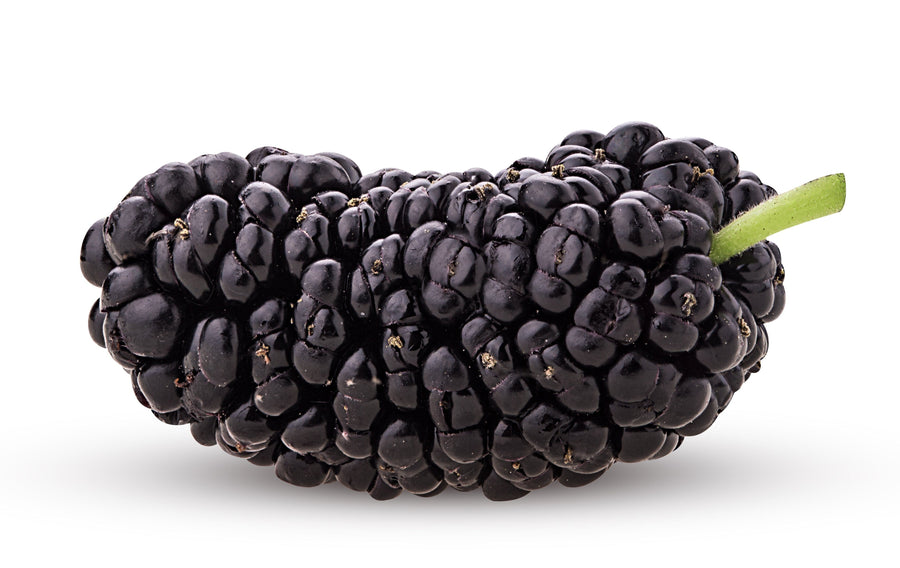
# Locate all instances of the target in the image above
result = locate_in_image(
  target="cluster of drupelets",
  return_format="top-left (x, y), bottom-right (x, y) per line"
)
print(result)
top-left (81, 122), bottom-right (785, 500)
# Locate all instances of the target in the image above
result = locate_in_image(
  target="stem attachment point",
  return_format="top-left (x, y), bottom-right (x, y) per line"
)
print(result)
top-left (709, 173), bottom-right (846, 265)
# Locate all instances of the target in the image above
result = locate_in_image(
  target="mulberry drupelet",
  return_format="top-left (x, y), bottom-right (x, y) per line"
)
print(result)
top-left (80, 122), bottom-right (845, 500)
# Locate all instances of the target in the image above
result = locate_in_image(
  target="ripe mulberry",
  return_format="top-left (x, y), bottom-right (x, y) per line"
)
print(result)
top-left (80, 122), bottom-right (845, 500)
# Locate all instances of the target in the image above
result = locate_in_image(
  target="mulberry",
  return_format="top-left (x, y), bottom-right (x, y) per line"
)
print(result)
top-left (80, 122), bottom-right (845, 500)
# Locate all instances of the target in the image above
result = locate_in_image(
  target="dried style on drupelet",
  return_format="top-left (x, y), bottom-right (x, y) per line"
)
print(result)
top-left (80, 122), bottom-right (844, 500)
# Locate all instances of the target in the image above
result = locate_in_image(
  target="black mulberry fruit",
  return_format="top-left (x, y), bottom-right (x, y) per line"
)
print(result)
top-left (80, 122), bottom-right (845, 500)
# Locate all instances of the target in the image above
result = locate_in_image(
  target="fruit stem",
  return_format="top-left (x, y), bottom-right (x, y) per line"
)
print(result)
top-left (709, 173), bottom-right (846, 265)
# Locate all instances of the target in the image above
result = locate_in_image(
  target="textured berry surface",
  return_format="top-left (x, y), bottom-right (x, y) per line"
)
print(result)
top-left (82, 122), bottom-right (787, 500)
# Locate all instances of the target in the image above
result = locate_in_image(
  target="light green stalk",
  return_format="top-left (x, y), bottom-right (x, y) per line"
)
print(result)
top-left (709, 173), bottom-right (846, 265)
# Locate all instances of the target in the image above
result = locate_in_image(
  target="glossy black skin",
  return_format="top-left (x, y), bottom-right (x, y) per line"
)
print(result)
top-left (129, 162), bottom-right (203, 218)
top-left (190, 152), bottom-right (252, 203)
top-left (82, 122), bottom-right (785, 500)
top-left (103, 197), bottom-right (169, 264)
top-left (88, 299), bottom-right (106, 347)
top-left (81, 219), bottom-right (116, 286)
top-left (600, 122), bottom-right (665, 166)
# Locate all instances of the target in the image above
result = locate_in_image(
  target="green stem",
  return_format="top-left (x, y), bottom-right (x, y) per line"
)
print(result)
top-left (709, 173), bottom-right (846, 265)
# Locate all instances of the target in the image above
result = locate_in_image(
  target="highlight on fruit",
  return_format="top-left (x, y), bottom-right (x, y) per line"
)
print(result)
top-left (80, 122), bottom-right (845, 500)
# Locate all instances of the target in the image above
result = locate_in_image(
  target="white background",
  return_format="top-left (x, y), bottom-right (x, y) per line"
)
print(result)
top-left (2, 1), bottom-right (897, 566)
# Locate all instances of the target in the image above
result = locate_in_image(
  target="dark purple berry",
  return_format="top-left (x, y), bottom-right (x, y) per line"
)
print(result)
top-left (82, 124), bottom-right (804, 500)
